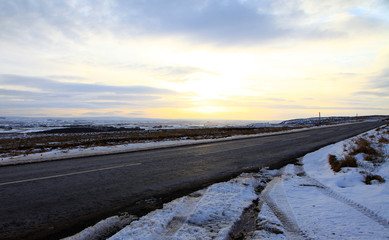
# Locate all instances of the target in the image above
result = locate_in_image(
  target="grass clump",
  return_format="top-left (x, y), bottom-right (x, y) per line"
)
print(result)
top-left (349, 137), bottom-right (379, 156)
top-left (328, 154), bottom-right (357, 172)
top-left (364, 154), bottom-right (385, 164)
top-left (364, 173), bottom-right (385, 185)
top-left (329, 126), bottom-right (388, 184)
top-left (347, 137), bottom-right (384, 165)
top-left (378, 136), bottom-right (389, 144)
top-left (328, 154), bottom-right (339, 172)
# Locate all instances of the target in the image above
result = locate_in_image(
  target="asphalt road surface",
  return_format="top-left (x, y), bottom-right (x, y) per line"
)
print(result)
top-left (0, 121), bottom-right (385, 239)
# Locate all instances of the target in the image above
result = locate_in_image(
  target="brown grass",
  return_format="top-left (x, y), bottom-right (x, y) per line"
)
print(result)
top-left (378, 136), bottom-right (389, 144)
top-left (349, 137), bottom-right (379, 156)
top-left (328, 154), bottom-right (357, 172)
top-left (364, 173), bottom-right (385, 185)
top-left (363, 154), bottom-right (385, 164)
top-left (328, 154), bottom-right (339, 172)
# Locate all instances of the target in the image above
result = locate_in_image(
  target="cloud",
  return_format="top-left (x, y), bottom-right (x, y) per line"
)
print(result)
top-left (47, 75), bottom-right (87, 80)
top-left (128, 110), bottom-right (147, 116)
top-left (0, 74), bottom-right (175, 95)
top-left (119, 0), bottom-right (285, 44)
top-left (355, 91), bottom-right (389, 97)
top-left (84, 111), bottom-right (125, 116)
top-left (265, 97), bottom-right (288, 102)
top-left (122, 64), bottom-right (211, 77)
top-left (0, 0), bottom-right (362, 46)
top-left (371, 68), bottom-right (389, 90)
top-left (349, 67), bottom-right (389, 100)
top-left (0, 74), bottom-right (180, 111)
top-left (112, 0), bottom-right (344, 45)
top-left (354, 68), bottom-right (389, 98)
top-left (212, 96), bottom-right (388, 111)
top-left (0, 0), bottom-right (115, 45)
top-left (120, 64), bottom-right (215, 82)
top-left (267, 103), bottom-right (388, 111)
top-left (153, 66), bottom-right (209, 77)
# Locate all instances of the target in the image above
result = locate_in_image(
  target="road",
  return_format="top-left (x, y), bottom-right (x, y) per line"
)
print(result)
top-left (0, 121), bottom-right (384, 239)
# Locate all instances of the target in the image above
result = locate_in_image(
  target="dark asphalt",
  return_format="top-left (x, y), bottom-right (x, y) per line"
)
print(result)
top-left (0, 121), bottom-right (384, 239)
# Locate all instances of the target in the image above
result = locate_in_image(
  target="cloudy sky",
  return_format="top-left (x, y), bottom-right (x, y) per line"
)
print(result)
top-left (0, 0), bottom-right (388, 120)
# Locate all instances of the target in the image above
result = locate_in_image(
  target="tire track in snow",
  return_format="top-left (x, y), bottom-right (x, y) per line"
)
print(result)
top-left (159, 191), bottom-right (205, 239)
top-left (261, 173), bottom-right (312, 240)
top-left (294, 163), bottom-right (389, 228)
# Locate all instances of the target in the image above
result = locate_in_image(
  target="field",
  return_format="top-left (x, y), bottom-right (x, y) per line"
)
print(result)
top-left (2, 115), bottom-right (387, 159)
top-left (0, 126), bottom-right (298, 158)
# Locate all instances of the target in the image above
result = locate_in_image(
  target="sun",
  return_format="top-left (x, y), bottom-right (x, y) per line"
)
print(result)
top-left (183, 71), bottom-right (243, 101)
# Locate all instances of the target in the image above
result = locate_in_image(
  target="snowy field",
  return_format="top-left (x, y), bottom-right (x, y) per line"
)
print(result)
top-left (65, 124), bottom-right (389, 239)
top-left (0, 117), bottom-right (257, 133)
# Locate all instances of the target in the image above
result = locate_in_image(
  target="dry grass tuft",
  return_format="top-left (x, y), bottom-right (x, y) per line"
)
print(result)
top-left (328, 154), bottom-right (339, 172)
top-left (378, 136), bottom-right (389, 144)
top-left (364, 173), bottom-right (385, 185)
top-left (349, 137), bottom-right (379, 156)
top-left (328, 154), bottom-right (357, 172)
top-left (363, 154), bottom-right (385, 164)
top-left (342, 155), bottom-right (358, 168)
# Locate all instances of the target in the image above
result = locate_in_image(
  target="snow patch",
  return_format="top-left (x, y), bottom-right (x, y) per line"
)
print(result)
top-left (303, 125), bottom-right (389, 219)
top-left (108, 173), bottom-right (260, 240)
top-left (63, 214), bottom-right (136, 240)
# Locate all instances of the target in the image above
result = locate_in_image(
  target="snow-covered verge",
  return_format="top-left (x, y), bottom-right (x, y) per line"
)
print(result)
top-left (107, 172), bottom-right (273, 240)
top-left (303, 125), bottom-right (389, 218)
top-left (63, 214), bottom-right (137, 240)
top-left (0, 121), bottom-right (364, 166)
top-left (251, 124), bottom-right (389, 239)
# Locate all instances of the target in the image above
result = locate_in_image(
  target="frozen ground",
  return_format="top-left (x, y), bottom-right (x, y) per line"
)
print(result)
top-left (65, 124), bottom-right (389, 239)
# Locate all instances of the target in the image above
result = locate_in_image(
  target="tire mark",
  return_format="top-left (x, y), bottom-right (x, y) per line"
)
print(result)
top-left (295, 163), bottom-right (389, 228)
top-left (261, 173), bottom-right (312, 240)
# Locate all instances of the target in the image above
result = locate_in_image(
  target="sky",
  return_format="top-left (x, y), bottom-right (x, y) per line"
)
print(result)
top-left (0, 0), bottom-right (388, 121)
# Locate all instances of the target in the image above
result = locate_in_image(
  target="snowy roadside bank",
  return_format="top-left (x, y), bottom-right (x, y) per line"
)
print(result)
top-left (64, 124), bottom-right (389, 240)
top-left (253, 124), bottom-right (389, 239)
top-left (0, 121), bottom-right (367, 166)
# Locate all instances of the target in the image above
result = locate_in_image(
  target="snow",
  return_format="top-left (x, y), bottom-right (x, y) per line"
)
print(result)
top-left (252, 124), bottom-right (389, 239)
top-left (0, 117), bottom-right (255, 133)
top-left (108, 173), bottom-right (260, 240)
top-left (273, 172), bottom-right (388, 239)
top-left (248, 203), bottom-right (286, 240)
top-left (63, 214), bottom-right (136, 240)
top-left (303, 127), bottom-right (389, 219)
